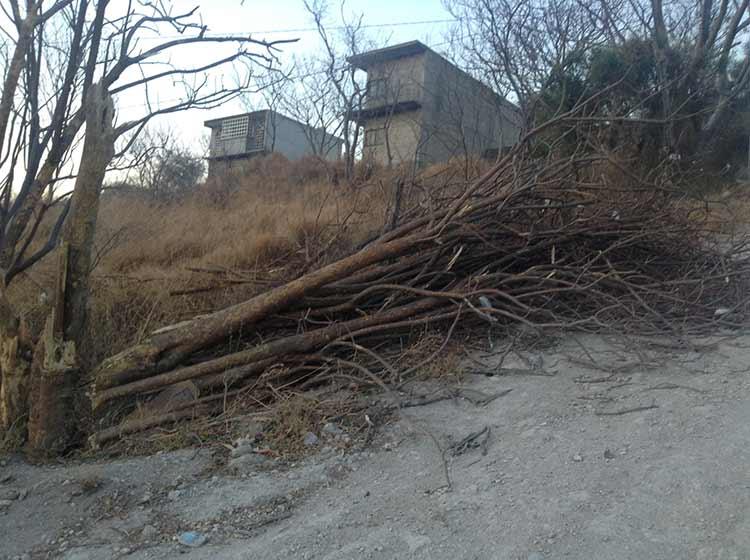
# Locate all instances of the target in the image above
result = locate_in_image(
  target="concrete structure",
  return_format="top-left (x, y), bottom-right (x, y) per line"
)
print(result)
top-left (204, 110), bottom-right (342, 177)
top-left (348, 41), bottom-right (523, 167)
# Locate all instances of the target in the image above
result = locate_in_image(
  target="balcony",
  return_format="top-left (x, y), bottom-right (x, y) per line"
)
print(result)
top-left (353, 80), bottom-right (422, 122)
top-left (364, 78), bottom-right (421, 108)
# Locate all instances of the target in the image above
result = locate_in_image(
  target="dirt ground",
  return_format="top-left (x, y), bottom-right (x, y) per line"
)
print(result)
top-left (2, 331), bottom-right (750, 560)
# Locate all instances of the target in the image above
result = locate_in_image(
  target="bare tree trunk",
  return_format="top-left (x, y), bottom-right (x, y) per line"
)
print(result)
top-left (27, 84), bottom-right (115, 456)
top-left (0, 13), bottom-right (36, 159)
top-left (62, 86), bottom-right (115, 347)
top-left (651, 0), bottom-right (675, 153)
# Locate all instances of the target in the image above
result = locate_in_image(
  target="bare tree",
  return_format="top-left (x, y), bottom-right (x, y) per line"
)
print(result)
top-left (0, 0), bottom-right (292, 454)
top-left (446, 0), bottom-right (612, 123)
top-left (126, 127), bottom-right (205, 201)
top-left (304, 0), bottom-right (372, 178)
top-left (279, 55), bottom-right (345, 159)
top-left (447, 0), bottom-right (750, 160)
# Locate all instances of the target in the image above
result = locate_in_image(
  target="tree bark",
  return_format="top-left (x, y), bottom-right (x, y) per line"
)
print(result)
top-left (26, 83), bottom-right (114, 457)
top-left (0, 293), bottom-right (32, 440)
top-left (651, 0), bottom-right (675, 152)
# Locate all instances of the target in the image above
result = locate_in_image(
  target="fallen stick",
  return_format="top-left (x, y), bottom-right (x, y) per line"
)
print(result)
top-left (595, 402), bottom-right (659, 416)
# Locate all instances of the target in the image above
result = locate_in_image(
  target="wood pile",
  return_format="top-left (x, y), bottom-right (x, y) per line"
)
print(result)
top-left (89, 150), bottom-right (750, 446)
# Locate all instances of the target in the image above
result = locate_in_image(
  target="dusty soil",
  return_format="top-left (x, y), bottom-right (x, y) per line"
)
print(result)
top-left (2, 332), bottom-right (750, 560)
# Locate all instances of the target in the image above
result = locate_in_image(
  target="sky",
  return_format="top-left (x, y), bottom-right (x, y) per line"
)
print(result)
top-left (117, 0), bottom-right (455, 151)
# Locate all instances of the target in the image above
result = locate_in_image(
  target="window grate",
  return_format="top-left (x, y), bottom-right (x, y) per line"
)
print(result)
top-left (220, 115), bottom-right (249, 139)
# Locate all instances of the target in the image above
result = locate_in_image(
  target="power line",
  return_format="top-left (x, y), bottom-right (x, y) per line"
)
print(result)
top-left (140, 18), bottom-right (458, 41)
top-left (116, 38), bottom-right (455, 111)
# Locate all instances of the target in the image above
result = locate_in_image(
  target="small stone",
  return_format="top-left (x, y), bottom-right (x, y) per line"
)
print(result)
top-left (177, 531), bottom-right (208, 548)
top-left (228, 453), bottom-right (267, 471)
top-left (167, 490), bottom-right (182, 501)
top-left (0, 499), bottom-right (12, 509)
top-left (303, 432), bottom-right (319, 446)
top-left (603, 448), bottom-right (616, 460)
top-left (572, 454), bottom-right (583, 462)
top-left (0, 489), bottom-right (19, 501)
top-left (137, 492), bottom-right (152, 505)
top-left (0, 474), bottom-right (12, 484)
top-left (326, 463), bottom-right (351, 481)
top-left (322, 423), bottom-right (344, 436)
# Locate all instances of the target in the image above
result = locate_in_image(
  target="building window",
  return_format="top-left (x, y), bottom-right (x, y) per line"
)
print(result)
top-left (364, 127), bottom-right (386, 147)
top-left (367, 78), bottom-right (389, 101)
top-left (220, 115), bottom-right (249, 140)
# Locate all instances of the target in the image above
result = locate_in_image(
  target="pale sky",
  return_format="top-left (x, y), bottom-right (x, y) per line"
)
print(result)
top-left (116, 0), bottom-right (454, 151)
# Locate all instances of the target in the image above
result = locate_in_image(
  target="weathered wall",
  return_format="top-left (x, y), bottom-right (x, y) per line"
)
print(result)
top-left (207, 111), bottom-right (342, 177)
top-left (420, 51), bottom-right (522, 164)
top-left (364, 53), bottom-right (426, 109)
top-left (269, 113), bottom-right (342, 162)
top-left (362, 112), bottom-right (424, 166)
top-left (360, 49), bottom-right (523, 167)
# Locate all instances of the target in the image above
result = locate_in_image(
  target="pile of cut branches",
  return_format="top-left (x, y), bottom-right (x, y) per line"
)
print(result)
top-left (89, 149), bottom-right (750, 446)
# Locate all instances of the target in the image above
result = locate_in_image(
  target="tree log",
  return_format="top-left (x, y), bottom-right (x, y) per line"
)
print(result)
top-left (94, 233), bottom-right (432, 390)
top-left (93, 297), bottom-right (445, 408)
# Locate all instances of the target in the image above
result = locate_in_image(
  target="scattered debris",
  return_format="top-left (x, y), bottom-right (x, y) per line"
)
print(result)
top-left (642, 382), bottom-right (706, 394)
top-left (604, 449), bottom-right (616, 460)
top-left (472, 367), bottom-right (556, 377)
top-left (228, 453), bottom-right (268, 471)
top-left (177, 531), bottom-right (208, 548)
top-left (141, 525), bottom-right (159, 540)
top-left (399, 388), bottom-right (511, 409)
top-left (230, 438), bottom-right (257, 458)
top-left (137, 492), bottom-right (152, 505)
top-left (449, 426), bottom-right (491, 457)
top-left (321, 422), bottom-right (344, 436)
top-left (596, 402), bottom-right (659, 416)
top-left (0, 488), bottom-right (19, 501)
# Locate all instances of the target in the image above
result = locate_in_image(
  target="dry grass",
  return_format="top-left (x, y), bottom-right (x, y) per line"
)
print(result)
top-left (15, 154), bottom-right (746, 373)
top-left (15, 155), bottom-right (478, 370)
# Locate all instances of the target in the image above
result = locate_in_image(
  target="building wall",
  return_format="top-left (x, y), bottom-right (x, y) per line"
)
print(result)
top-left (364, 53), bottom-right (426, 109)
top-left (420, 51), bottom-right (523, 164)
top-left (363, 112), bottom-right (424, 166)
top-left (207, 111), bottom-right (342, 177)
top-left (360, 49), bottom-right (523, 167)
top-left (267, 112), bottom-right (342, 162)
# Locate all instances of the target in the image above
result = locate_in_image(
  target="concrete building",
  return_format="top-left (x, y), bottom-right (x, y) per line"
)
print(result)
top-left (348, 41), bottom-right (523, 167)
top-left (204, 110), bottom-right (342, 177)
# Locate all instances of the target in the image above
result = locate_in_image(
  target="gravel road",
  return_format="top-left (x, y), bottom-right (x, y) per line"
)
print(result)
top-left (2, 332), bottom-right (749, 560)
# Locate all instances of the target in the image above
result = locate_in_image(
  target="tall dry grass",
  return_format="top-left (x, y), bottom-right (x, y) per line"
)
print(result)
top-left (15, 155), bottom-right (455, 368)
